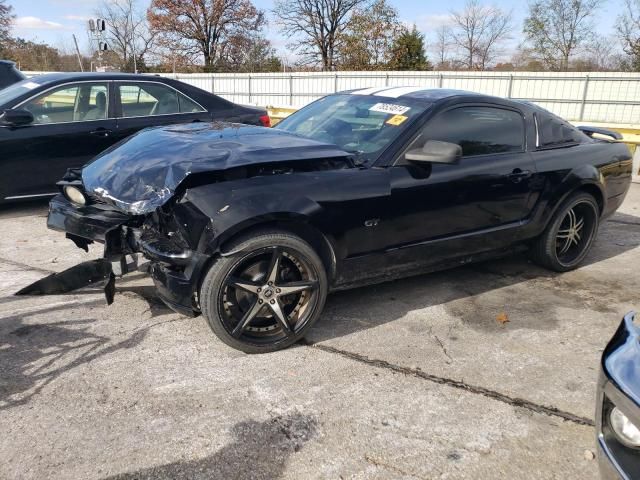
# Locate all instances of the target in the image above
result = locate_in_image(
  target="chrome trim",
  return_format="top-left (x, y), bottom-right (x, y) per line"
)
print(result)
top-left (13, 80), bottom-right (111, 125)
top-left (533, 113), bottom-right (540, 148)
top-left (5, 192), bottom-right (57, 200)
top-left (115, 80), bottom-right (206, 118)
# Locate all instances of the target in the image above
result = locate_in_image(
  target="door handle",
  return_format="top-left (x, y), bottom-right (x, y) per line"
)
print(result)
top-left (507, 168), bottom-right (532, 183)
top-left (90, 128), bottom-right (112, 137)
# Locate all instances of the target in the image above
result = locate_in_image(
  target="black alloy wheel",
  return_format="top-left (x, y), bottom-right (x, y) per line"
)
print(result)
top-left (531, 192), bottom-right (600, 272)
top-left (200, 230), bottom-right (328, 353)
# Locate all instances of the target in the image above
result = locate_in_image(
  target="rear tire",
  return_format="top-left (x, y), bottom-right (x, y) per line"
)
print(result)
top-left (200, 229), bottom-right (328, 353)
top-left (530, 192), bottom-right (599, 272)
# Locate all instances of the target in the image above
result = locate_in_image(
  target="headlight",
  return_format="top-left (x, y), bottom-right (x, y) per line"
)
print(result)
top-left (610, 407), bottom-right (640, 448)
top-left (64, 186), bottom-right (86, 206)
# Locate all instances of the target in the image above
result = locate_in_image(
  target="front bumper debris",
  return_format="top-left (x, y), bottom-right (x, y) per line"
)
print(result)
top-left (16, 259), bottom-right (116, 304)
top-left (17, 194), bottom-right (208, 316)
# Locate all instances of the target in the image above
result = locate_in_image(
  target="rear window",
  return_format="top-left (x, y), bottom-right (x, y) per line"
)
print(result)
top-left (536, 111), bottom-right (586, 148)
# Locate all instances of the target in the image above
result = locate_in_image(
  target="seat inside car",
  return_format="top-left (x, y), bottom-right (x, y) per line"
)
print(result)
top-left (83, 91), bottom-right (107, 120)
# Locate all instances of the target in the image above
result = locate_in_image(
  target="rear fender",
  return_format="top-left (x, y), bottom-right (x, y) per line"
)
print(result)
top-left (537, 164), bottom-right (605, 230)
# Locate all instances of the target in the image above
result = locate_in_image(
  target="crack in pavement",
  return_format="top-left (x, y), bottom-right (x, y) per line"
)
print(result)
top-left (305, 342), bottom-right (595, 427)
top-left (0, 256), bottom-right (56, 275)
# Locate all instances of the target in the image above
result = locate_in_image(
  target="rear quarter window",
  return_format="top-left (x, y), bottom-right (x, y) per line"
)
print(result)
top-left (536, 111), bottom-right (587, 149)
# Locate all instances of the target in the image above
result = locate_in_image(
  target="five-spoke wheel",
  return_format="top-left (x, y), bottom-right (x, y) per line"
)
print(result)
top-left (531, 192), bottom-right (599, 272)
top-left (200, 230), bottom-right (328, 353)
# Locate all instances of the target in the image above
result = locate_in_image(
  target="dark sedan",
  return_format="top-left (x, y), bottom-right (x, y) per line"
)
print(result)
top-left (0, 72), bottom-right (269, 202)
top-left (18, 87), bottom-right (633, 353)
top-left (597, 311), bottom-right (640, 479)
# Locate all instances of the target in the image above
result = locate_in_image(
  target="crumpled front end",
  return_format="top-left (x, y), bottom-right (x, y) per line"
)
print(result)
top-left (18, 177), bottom-right (214, 317)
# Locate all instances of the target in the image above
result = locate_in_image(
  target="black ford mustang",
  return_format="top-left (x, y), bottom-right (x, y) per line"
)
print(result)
top-left (0, 72), bottom-right (269, 202)
top-left (18, 87), bottom-right (633, 353)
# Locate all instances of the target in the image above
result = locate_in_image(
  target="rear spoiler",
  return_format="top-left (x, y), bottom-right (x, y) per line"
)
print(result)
top-left (577, 126), bottom-right (623, 141)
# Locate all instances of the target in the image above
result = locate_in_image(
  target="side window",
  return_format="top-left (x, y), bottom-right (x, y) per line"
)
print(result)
top-left (536, 111), bottom-right (585, 148)
top-left (177, 92), bottom-right (205, 113)
top-left (421, 106), bottom-right (525, 157)
top-left (22, 83), bottom-right (108, 124)
top-left (82, 84), bottom-right (108, 120)
top-left (118, 83), bottom-right (180, 117)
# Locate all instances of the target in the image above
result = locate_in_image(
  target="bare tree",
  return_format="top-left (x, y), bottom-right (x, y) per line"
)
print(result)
top-left (96, 0), bottom-right (156, 71)
top-left (433, 25), bottom-right (453, 68)
top-left (449, 0), bottom-right (512, 70)
top-left (0, 0), bottom-right (14, 56)
top-left (148, 0), bottom-right (265, 71)
top-left (273, 0), bottom-right (367, 70)
top-left (616, 0), bottom-right (640, 71)
top-left (523, 0), bottom-right (598, 71)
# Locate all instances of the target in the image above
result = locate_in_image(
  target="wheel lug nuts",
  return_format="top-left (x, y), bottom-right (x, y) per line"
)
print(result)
top-left (268, 281), bottom-right (273, 286)
top-left (276, 288), bottom-right (281, 293)
top-left (257, 288), bottom-right (261, 292)
top-left (270, 299), bottom-right (275, 304)
top-left (258, 299), bottom-right (263, 304)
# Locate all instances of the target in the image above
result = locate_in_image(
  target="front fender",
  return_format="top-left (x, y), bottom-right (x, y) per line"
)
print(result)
top-left (182, 182), bottom-right (323, 254)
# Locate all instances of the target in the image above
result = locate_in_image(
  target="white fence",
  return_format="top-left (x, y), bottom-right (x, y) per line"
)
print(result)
top-left (26, 70), bottom-right (640, 124)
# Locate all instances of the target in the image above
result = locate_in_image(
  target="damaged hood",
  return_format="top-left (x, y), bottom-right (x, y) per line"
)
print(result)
top-left (82, 122), bottom-right (350, 215)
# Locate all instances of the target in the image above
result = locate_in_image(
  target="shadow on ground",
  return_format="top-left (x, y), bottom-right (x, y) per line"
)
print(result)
top-left (103, 413), bottom-right (318, 480)
top-left (0, 299), bottom-right (169, 411)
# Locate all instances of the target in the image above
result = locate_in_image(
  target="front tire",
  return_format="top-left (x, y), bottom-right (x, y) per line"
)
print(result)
top-left (530, 192), bottom-right (600, 272)
top-left (200, 230), bottom-right (328, 353)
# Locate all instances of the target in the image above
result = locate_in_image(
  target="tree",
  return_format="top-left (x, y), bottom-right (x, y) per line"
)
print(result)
top-left (219, 34), bottom-right (283, 72)
top-left (450, 0), bottom-right (512, 70)
top-left (337, 0), bottom-right (404, 70)
top-left (0, 0), bottom-right (14, 56)
top-left (433, 25), bottom-right (453, 69)
top-left (148, 0), bottom-right (265, 71)
top-left (273, 0), bottom-right (367, 70)
top-left (388, 25), bottom-right (431, 71)
top-left (96, 0), bottom-right (156, 72)
top-left (616, 0), bottom-right (640, 71)
top-left (523, 0), bottom-right (598, 71)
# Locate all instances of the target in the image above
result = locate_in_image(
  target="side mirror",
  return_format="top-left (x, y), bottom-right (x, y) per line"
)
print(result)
top-left (405, 140), bottom-right (462, 165)
top-left (0, 109), bottom-right (34, 126)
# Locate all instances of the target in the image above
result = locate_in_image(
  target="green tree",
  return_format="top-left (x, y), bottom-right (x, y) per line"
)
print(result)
top-left (389, 25), bottom-right (431, 71)
top-left (337, 0), bottom-right (404, 70)
top-left (0, 0), bottom-right (14, 57)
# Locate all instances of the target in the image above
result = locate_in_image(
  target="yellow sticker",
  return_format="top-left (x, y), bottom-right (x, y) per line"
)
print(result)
top-left (386, 114), bottom-right (408, 126)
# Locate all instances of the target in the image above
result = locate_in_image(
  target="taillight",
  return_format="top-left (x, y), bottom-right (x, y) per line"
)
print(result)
top-left (259, 114), bottom-right (271, 128)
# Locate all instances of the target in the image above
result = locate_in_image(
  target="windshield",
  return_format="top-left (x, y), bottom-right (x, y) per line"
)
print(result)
top-left (275, 93), bottom-right (426, 164)
top-left (0, 78), bottom-right (43, 107)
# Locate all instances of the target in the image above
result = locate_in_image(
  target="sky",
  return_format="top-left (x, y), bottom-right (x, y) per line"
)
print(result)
top-left (7, 0), bottom-right (627, 61)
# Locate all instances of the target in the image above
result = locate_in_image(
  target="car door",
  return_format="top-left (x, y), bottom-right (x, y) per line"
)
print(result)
top-left (0, 81), bottom-right (117, 200)
top-left (112, 81), bottom-right (211, 144)
top-left (384, 104), bottom-right (539, 259)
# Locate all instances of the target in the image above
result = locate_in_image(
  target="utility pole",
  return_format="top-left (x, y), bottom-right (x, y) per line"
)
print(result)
top-left (72, 34), bottom-right (84, 72)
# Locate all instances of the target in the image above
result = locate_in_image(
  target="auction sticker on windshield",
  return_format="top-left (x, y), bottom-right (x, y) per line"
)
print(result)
top-left (369, 103), bottom-right (411, 115)
top-left (386, 114), bottom-right (408, 126)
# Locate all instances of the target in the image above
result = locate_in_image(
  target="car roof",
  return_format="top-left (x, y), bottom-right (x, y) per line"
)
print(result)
top-left (27, 72), bottom-right (175, 84)
top-left (344, 86), bottom-right (514, 106)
